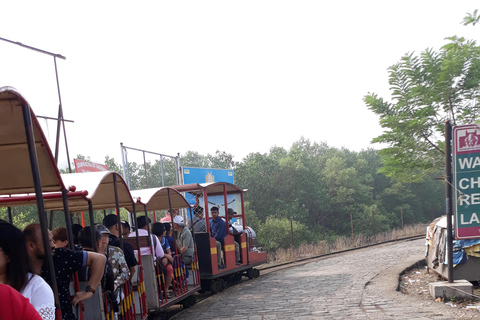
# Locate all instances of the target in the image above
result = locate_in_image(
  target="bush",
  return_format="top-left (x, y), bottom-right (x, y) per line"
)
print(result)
top-left (257, 217), bottom-right (312, 251)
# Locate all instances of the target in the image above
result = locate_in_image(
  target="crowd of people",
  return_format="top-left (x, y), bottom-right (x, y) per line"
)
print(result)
top-left (0, 205), bottom-right (244, 320)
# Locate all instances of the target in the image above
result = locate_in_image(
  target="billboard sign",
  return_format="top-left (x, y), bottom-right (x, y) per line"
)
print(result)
top-left (453, 124), bottom-right (480, 239)
top-left (74, 159), bottom-right (109, 173)
top-left (182, 167), bottom-right (234, 205)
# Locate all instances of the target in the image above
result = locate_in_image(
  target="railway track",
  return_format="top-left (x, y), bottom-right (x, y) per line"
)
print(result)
top-left (168, 233), bottom-right (425, 319)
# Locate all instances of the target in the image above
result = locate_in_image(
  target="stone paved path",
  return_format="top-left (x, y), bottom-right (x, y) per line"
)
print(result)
top-left (174, 239), bottom-right (480, 319)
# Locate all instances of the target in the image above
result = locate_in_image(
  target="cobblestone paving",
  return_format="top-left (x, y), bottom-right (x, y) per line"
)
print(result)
top-left (174, 239), bottom-right (478, 319)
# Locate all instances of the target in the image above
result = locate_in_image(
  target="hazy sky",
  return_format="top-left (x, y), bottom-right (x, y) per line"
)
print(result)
top-left (1, 1), bottom-right (478, 168)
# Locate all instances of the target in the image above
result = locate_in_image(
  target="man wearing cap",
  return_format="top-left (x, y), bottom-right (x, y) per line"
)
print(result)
top-left (173, 215), bottom-right (194, 264)
top-left (103, 214), bottom-right (137, 277)
top-left (129, 215), bottom-right (164, 261)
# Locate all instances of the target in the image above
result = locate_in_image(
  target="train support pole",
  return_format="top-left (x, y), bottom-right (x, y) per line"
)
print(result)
top-left (445, 120), bottom-right (454, 283)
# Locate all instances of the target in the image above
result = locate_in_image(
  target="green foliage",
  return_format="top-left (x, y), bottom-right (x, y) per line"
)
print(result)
top-left (364, 36), bottom-right (480, 182)
top-left (463, 9), bottom-right (480, 26)
top-left (257, 217), bottom-right (312, 251)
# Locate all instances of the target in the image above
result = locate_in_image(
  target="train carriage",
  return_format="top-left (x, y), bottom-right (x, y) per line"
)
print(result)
top-left (172, 182), bottom-right (266, 293)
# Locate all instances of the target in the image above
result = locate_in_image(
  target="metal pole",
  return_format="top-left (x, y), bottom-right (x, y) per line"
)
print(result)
top-left (160, 155), bottom-right (165, 187)
top-left (62, 188), bottom-right (75, 250)
top-left (53, 57), bottom-right (72, 173)
top-left (88, 200), bottom-right (97, 252)
top-left (120, 143), bottom-right (130, 189)
top-left (7, 207), bottom-right (12, 224)
top-left (445, 120), bottom-right (454, 283)
top-left (22, 104), bottom-right (60, 309)
top-left (400, 207), bottom-right (404, 229)
top-left (143, 151), bottom-right (148, 188)
top-left (54, 105), bottom-right (62, 164)
top-left (290, 219), bottom-right (294, 248)
top-left (113, 174), bottom-right (123, 250)
top-left (372, 208), bottom-right (376, 237)
top-left (350, 212), bottom-right (354, 243)
top-left (176, 153), bottom-right (182, 185)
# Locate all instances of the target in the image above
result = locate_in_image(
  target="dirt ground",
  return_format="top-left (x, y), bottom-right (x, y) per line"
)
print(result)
top-left (400, 262), bottom-right (480, 318)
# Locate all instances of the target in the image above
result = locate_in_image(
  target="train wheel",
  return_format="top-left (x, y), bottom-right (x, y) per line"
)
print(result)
top-left (210, 280), bottom-right (220, 294)
top-left (253, 268), bottom-right (260, 278)
top-left (199, 279), bottom-right (209, 293)
top-left (246, 268), bottom-right (254, 279)
top-left (218, 278), bottom-right (225, 292)
top-left (232, 272), bottom-right (242, 283)
top-left (181, 295), bottom-right (196, 309)
top-left (150, 311), bottom-right (169, 320)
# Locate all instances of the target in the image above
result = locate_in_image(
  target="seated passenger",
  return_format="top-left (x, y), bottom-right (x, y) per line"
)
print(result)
top-left (71, 224), bottom-right (83, 246)
top-left (52, 227), bottom-right (69, 248)
top-left (151, 222), bottom-right (174, 298)
top-left (187, 206), bottom-right (207, 233)
top-left (78, 227), bottom-right (115, 294)
top-left (120, 220), bottom-right (131, 239)
top-left (227, 208), bottom-right (242, 265)
top-left (160, 210), bottom-right (174, 223)
top-left (0, 284), bottom-right (43, 320)
top-left (129, 216), bottom-right (164, 261)
top-left (103, 214), bottom-right (137, 278)
top-left (24, 223), bottom-right (106, 320)
top-left (163, 222), bottom-right (175, 254)
top-left (209, 207), bottom-right (226, 269)
top-left (173, 216), bottom-right (194, 265)
top-left (0, 221), bottom-right (54, 320)
top-left (95, 225), bottom-right (130, 312)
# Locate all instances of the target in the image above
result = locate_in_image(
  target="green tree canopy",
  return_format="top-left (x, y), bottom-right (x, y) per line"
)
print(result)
top-left (364, 36), bottom-right (480, 182)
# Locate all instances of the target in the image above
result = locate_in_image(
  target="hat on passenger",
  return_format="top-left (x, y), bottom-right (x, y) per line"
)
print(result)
top-left (95, 224), bottom-right (111, 235)
top-left (103, 214), bottom-right (118, 228)
top-left (137, 215), bottom-right (151, 229)
top-left (173, 215), bottom-right (185, 227)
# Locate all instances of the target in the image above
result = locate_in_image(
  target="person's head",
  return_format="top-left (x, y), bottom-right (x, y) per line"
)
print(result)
top-left (79, 226), bottom-right (101, 250)
top-left (0, 221), bottom-right (30, 291)
top-left (151, 222), bottom-right (165, 239)
top-left (71, 224), bottom-right (83, 245)
top-left (103, 214), bottom-right (120, 237)
top-left (194, 206), bottom-right (204, 218)
top-left (211, 206), bottom-right (219, 219)
top-left (95, 224), bottom-right (110, 253)
top-left (163, 222), bottom-right (172, 236)
top-left (227, 208), bottom-right (235, 220)
top-left (137, 216), bottom-right (151, 230)
top-left (121, 221), bottom-right (130, 237)
top-left (52, 227), bottom-right (68, 248)
top-left (173, 215), bottom-right (185, 231)
top-left (23, 223), bottom-right (54, 261)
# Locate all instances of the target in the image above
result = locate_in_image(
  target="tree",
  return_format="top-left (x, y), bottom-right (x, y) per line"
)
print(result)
top-left (463, 9), bottom-right (480, 26)
top-left (364, 36), bottom-right (480, 182)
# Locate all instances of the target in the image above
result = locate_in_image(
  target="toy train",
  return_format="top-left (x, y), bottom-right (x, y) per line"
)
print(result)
top-left (0, 87), bottom-right (266, 320)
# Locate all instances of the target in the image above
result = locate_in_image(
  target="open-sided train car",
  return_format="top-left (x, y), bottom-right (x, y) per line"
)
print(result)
top-left (172, 182), bottom-right (267, 293)
top-left (0, 87), bottom-right (198, 320)
top-left (127, 187), bottom-right (201, 314)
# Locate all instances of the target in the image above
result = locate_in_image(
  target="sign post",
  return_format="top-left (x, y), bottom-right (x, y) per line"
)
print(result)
top-left (453, 124), bottom-right (480, 239)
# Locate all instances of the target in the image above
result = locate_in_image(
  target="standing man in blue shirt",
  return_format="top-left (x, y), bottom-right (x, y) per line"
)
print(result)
top-left (209, 206), bottom-right (226, 269)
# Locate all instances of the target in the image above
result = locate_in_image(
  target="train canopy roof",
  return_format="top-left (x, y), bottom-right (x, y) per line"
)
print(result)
top-left (128, 187), bottom-right (191, 212)
top-left (57, 171), bottom-right (134, 212)
top-left (172, 182), bottom-right (246, 198)
top-left (0, 87), bottom-right (65, 195)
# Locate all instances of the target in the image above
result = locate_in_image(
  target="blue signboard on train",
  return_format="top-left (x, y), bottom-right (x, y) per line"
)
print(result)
top-left (182, 167), bottom-right (234, 205)
top-left (182, 167), bottom-right (234, 185)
